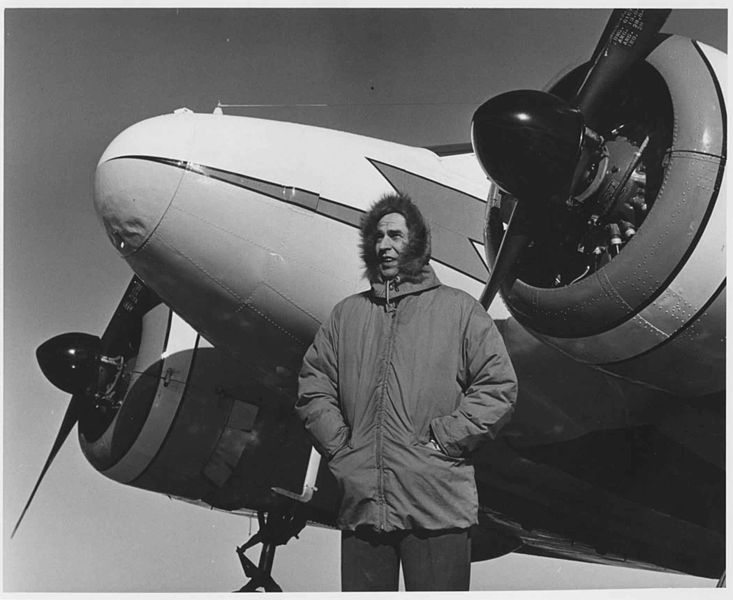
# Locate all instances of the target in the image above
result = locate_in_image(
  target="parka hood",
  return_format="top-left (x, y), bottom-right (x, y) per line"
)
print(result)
top-left (360, 193), bottom-right (431, 284)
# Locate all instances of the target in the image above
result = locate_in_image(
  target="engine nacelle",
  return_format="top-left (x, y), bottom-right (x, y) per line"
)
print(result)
top-left (484, 36), bottom-right (725, 397)
top-left (78, 302), bottom-right (339, 520)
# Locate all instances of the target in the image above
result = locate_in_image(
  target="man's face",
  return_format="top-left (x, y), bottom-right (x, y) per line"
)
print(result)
top-left (375, 212), bottom-right (409, 280)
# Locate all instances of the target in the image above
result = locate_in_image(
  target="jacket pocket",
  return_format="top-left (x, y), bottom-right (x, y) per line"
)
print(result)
top-left (327, 429), bottom-right (352, 461)
top-left (413, 439), bottom-right (465, 464)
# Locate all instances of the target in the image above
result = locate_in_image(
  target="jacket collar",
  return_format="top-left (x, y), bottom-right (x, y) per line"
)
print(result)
top-left (369, 264), bottom-right (441, 302)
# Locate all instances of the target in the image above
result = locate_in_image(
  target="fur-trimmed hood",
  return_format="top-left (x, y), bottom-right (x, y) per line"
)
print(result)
top-left (360, 192), bottom-right (431, 283)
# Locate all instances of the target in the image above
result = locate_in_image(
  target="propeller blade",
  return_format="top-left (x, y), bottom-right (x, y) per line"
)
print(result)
top-left (479, 202), bottom-right (534, 309)
top-left (11, 394), bottom-right (85, 538)
top-left (574, 9), bottom-right (671, 130)
top-left (99, 276), bottom-right (159, 357)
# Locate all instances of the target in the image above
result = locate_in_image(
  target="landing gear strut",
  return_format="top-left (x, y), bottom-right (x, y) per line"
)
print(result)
top-left (235, 508), bottom-right (307, 592)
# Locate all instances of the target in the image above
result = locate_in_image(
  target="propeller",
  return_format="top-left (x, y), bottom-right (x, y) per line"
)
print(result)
top-left (12, 277), bottom-right (158, 538)
top-left (473, 9), bottom-right (671, 309)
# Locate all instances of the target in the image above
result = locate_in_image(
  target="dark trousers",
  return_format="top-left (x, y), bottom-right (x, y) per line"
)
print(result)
top-left (341, 527), bottom-right (471, 591)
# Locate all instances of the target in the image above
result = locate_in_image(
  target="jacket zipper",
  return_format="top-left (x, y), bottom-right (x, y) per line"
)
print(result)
top-left (376, 279), bottom-right (398, 530)
top-left (384, 276), bottom-right (399, 313)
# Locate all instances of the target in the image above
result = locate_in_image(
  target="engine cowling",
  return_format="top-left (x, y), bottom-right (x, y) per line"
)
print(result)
top-left (483, 36), bottom-right (725, 397)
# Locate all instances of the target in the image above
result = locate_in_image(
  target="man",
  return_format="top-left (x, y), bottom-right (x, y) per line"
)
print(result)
top-left (296, 192), bottom-right (517, 591)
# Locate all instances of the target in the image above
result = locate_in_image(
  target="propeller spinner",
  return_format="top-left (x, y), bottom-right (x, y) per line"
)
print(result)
top-left (36, 332), bottom-right (102, 395)
top-left (473, 9), bottom-right (671, 309)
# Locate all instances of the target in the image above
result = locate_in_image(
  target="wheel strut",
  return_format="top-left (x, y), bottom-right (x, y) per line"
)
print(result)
top-left (235, 508), bottom-right (307, 592)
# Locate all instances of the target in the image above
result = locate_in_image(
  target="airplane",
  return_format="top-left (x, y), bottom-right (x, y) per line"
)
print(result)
top-left (9, 8), bottom-right (725, 592)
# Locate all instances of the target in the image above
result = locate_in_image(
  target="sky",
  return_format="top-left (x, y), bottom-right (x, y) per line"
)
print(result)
top-left (2, 6), bottom-right (728, 595)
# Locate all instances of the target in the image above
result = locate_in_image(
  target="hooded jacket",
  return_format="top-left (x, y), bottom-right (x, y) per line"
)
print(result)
top-left (296, 265), bottom-right (518, 531)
